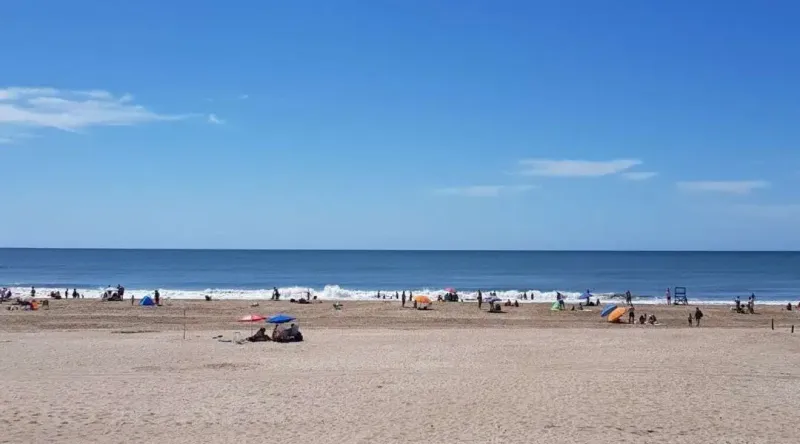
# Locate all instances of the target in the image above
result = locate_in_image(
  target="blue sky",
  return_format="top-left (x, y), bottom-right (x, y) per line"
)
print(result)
top-left (1, 0), bottom-right (799, 250)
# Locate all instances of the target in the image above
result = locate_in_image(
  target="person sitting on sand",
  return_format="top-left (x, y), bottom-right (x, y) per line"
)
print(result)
top-left (514, 300), bottom-right (519, 307)
top-left (246, 327), bottom-right (270, 342)
top-left (647, 314), bottom-right (657, 325)
top-left (272, 324), bottom-right (283, 341)
top-left (639, 314), bottom-right (646, 325)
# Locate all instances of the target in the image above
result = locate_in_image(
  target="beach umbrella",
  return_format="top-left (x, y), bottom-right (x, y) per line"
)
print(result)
top-left (607, 307), bottom-right (627, 323)
top-left (238, 314), bottom-right (266, 335)
top-left (486, 296), bottom-right (501, 304)
top-left (267, 314), bottom-right (295, 324)
top-left (600, 304), bottom-right (617, 317)
top-left (414, 295), bottom-right (431, 304)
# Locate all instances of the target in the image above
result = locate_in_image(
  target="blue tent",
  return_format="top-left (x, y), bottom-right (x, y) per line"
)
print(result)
top-left (267, 314), bottom-right (295, 324)
top-left (139, 295), bottom-right (155, 306)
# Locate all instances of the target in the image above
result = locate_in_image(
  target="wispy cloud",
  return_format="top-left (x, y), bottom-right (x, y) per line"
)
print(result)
top-left (207, 113), bottom-right (224, 125)
top-left (621, 171), bottom-right (658, 181)
top-left (0, 137), bottom-right (11, 145)
top-left (676, 180), bottom-right (769, 195)
top-left (0, 86), bottom-right (187, 135)
top-left (518, 159), bottom-right (641, 177)
top-left (239, 94), bottom-right (249, 100)
top-left (435, 185), bottom-right (535, 197)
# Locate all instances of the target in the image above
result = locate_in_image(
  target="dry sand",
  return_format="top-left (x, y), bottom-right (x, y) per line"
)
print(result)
top-left (1, 300), bottom-right (800, 443)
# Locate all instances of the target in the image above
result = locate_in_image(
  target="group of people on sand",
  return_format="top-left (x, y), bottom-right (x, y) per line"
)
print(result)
top-left (246, 323), bottom-right (303, 343)
top-left (625, 306), bottom-right (659, 325)
top-left (47, 288), bottom-right (82, 300)
top-left (1, 287), bottom-right (48, 310)
top-left (733, 294), bottom-right (756, 314)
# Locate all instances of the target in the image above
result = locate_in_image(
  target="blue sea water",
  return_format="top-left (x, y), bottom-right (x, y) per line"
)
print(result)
top-left (0, 249), bottom-right (798, 304)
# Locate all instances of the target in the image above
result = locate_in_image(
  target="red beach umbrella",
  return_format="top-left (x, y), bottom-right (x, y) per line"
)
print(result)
top-left (238, 314), bottom-right (266, 322)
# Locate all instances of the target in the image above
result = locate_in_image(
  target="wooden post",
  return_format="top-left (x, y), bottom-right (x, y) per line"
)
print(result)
top-left (183, 309), bottom-right (186, 340)
top-left (771, 318), bottom-right (774, 330)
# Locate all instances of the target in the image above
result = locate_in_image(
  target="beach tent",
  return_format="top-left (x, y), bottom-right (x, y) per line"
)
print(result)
top-left (600, 304), bottom-right (618, 317)
top-left (607, 307), bottom-right (627, 323)
top-left (550, 301), bottom-right (562, 311)
top-left (139, 295), bottom-right (155, 306)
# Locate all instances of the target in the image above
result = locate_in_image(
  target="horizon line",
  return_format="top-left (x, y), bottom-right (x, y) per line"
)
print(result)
top-left (1, 247), bottom-right (799, 253)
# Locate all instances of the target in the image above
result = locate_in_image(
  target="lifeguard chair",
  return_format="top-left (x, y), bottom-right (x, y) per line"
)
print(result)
top-left (673, 287), bottom-right (688, 305)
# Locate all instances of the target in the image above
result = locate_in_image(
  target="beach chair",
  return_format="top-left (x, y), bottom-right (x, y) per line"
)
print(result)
top-left (673, 287), bottom-right (688, 305)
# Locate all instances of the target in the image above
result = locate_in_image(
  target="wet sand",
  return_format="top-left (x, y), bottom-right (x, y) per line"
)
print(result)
top-left (1, 300), bottom-right (799, 443)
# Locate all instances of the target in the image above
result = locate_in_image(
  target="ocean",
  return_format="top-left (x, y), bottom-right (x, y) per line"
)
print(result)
top-left (0, 249), bottom-right (798, 305)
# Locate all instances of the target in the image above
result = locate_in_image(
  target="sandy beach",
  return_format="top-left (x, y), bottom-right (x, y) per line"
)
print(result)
top-left (2, 300), bottom-right (800, 443)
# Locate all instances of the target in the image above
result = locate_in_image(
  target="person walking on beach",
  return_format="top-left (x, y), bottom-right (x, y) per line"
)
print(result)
top-left (625, 290), bottom-right (633, 306)
top-left (628, 306), bottom-right (635, 324)
top-left (154, 289), bottom-right (160, 306)
top-left (694, 307), bottom-right (703, 327)
top-left (272, 287), bottom-right (280, 301)
top-left (477, 290), bottom-right (483, 309)
top-left (665, 288), bottom-right (671, 305)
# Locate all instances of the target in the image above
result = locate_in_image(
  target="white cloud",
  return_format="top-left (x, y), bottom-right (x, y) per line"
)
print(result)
top-left (676, 180), bottom-right (769, 195)
top-left (207, 113), bottom-right (224, 125)
top-left (0, 137), bottom-right (11, 144)
top-left (518, 159), bottom-right (641, 177)
top-left (0, 86), bottom-right (186, 134)
top-left (435, 185), bottom-right (535, 197)
top-left (239, 94), bottom-right (249, 100)
top-left (621, 171), bottom-right (658, 181)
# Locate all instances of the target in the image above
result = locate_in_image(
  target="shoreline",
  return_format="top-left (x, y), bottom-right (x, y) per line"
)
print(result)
top-left (3, 285), bottom-right (796, 306)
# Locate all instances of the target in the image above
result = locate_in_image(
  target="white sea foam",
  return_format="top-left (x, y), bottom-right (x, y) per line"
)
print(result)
top-left (3, 285), bottom-right (794, 305)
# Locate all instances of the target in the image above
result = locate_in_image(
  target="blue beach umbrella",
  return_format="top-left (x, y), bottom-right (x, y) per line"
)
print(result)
top-left (267, 314), bottom-right (296, 324)
top-left (600, 304), bottom-right (618, 317)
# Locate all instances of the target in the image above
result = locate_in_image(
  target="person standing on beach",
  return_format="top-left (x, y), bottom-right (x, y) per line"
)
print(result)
top-left (665, 288), bottom-right (671, 305)
top-left (628, 306), bottom-right (635, 324)
top-left (401, 292), bottom-right (406, 308)
top-left (694, 307), bottom-right (703, 326)
top-left (30, 286), bottom-right (35, 298)
top-left (154, 289), bottom-right (160, 306)
top-left (477, 290), bottom-right (483, 309)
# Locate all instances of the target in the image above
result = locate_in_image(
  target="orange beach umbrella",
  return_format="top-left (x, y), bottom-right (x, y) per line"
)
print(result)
top-left (607, 307), bottom-right (627, 323)
top-left (414, 295), bottom-right (431, 304)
